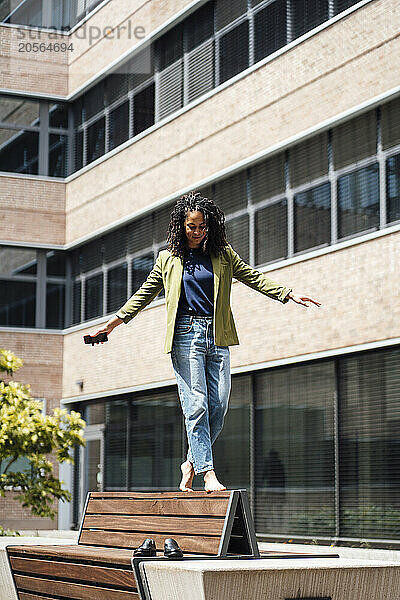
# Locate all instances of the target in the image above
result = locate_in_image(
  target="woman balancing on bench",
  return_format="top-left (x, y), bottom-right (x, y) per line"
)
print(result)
top-left (90, 191), bottom-right (321, 492)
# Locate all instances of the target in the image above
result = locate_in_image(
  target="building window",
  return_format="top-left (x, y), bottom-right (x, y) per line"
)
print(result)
top-left (337, 163), bottom-right (380, 239)
top-left (386, 154), bottom-right (400, 225)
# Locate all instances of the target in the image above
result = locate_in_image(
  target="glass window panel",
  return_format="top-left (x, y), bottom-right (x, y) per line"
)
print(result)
top-left (294, 182), bottom-right (331, 253)
top-left (225, 214), bottom-right (249, 264)
top-left (86, 116), bottom-right (105, 165)
top-left (107, 263), bottom-right (128, 313)
top-left (49, 103), bottom-right (68, 129)
top-left (185, 2), bottom-right (214, 51)
top-left (126, 45), bottom-right (154, 91)
top-left (337, 163), bottom-right (380, 239)
top-left (80, 238), bottom-right (103, 272)
top-left (386, 153), bottom-right (400, 224)
top-left (72, 279), bottom-right (82, 324)
top-left (49, 133), bottom-right (68, 177)
top-left (109, 100), bottom-right (129, 150)
top-left (381, 96), bottom-right (400, 151)
top-left (85, 402), bottom-right (106, 425)
top-left (254, 0), bottom-right (287, 63)
top-left (291, 0), bottom-right (329, 39)
top-left (105, 73), bottom-right (129, 107)
top-left (214, 171), bottom-right (247, 215)
top-left (156, 22), bottom-right (184, 71)
top-left (214, 375), bottom-right (251, 489)
top-left (134, 84), bottom-right (155, 136)
top-left (333, 111), bottom-right (376, 170)
top-left (129, 390), bottom-right (183, 488)
top-left (105, 399), bottom-right (128, 489)
top-left (255, 200), bottom-right (288, 265)
top-left (215, 0), bottom-right (247, 31)
top-left (127, 214), bottom-right (153, 254)
top-left (219, 20), bottom-right (249, 84)
top-left (339, 348), bottom-right (400, 539)
top-left (104, 227), bottom-right (127, 264)
top-left (74, 129), bottom-right (84, 171)
top-left (46, 250), bottom-right (66, 277)
top-left (85, 273), bottom-right (103, 320)
top-left (0, 128), bottom-right (39, 175)
top-left (334, 0), bottom-right (360, 15)
top-left (250, 154), bottom-right (285, 203)
top-left (290, 133), bottom-right (328, 188)
top-left (153, 203), bottom-right (173, 243)
top-left (46, 282), bottom-right (65, 328)
top-left (0, 246), bottom-right (37, 275)
top-left (0, 280), bottom-right (36, 327)
top-left (83, 80), bottom-right (105, 122)
top-left (0, 455), bottom-right (30, 475)
top-left (0, 96), bottom-right (39, 127)
top-left (132, 254), bottom-right (154, 291)
top-left (254, 361), bottom-right (335, 537)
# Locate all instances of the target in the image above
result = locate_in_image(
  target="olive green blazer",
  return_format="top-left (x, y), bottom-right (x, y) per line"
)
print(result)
top-left (115, 244), bottom-right (292, 354)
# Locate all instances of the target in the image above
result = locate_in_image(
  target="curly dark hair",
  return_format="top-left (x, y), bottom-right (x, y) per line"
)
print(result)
top-left (167, 191), bottom-right (227, 257)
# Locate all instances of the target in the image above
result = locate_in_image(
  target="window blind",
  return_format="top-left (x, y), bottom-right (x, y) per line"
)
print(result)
top-left (127, 214), bottom-right (153, 254)
top-left (254, 361), bottom-right (335, 537)
top-left (338, 347), bottom-right (400, 539)
top-left (214, 171), bottom-right (247, 215)
top-left (254, 0), bottom-right (287, 64)
top-left (250, 153), bottom-right (285, 204)
top-left (294, 182), bottom-right (331, 253)
top-left (337, 163), bottom-right (379, 239)
top-left (104, 228), bottom-right (127, 264)
top-left (289, 132), bottom-right (328, 188)
top-left (156, 59), bottom-right (184, 121)
top-left (186, 38), bottom-right (215, 104)
top-left (84, 272), bottom-right (103, 320)
top-left (333, 110), bottom-right (376, 170)
top-left (107, 263), bottom-right (127, 313)
top-left (291, 0), bottom-right (329, 40)
top-left (381, 96), bottom-right (400, 151)
top-left (226, 214), bottom-right (250, 263)
top-left (215, 0), bottom-right (247, 31)
top-left (255, 199), bottom-right (288, 266)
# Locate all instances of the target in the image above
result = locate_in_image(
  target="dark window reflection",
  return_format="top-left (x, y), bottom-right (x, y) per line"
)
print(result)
top-left (219, 21), bottom-right (249, 84)
top-left (0, 128), bottom-right (39, 175)
top-left (107, 263), bottom-right (128, 313)
top-left (87, 117), bottom-right (105, 165)
top-left (46, 282), bottom-right (65, 328)
top-left (255, 200), bottom-right (288, 265)
top-left (105, 400), bottom-right (128, 489)
top-left (386, 154), bottom-right (400, 224)
top-left (337, 163), bottom-right (380, 239)
top-left (254, 0), bottom-right (287, 63)
top-left (109, 101), bottom-right (129, 150)
top-left (72, 279), bottom-right (82, 325)
top-left (255, 362), bottom-right (335, 536)
top-left (0, 280), bottom-right (36, 327)
top-left (134, 84), bottom-right (155, 136)
top-left (85, 273), bottom-right (103, 320)
top-left (132, 254), bottom-right (154, 291)
top-left (291, 0), bottom-right (329, 39)
top-left (294, 182), bottom-right (331, 253)
top-left (49, 103), bottom-right (68, 129)
top-left (49, 134), bottom-right (68, 177)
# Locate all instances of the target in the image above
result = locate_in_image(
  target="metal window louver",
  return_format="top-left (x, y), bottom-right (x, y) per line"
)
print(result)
top-left (381, 96), bottom-right (400, 151)
top-left (333, 110), bottom-right (377, 170)
top-left (156, 59), bottom-right (184, 121)
top-left (218, 20), bottom-right (249, 84)
top-left (185, 38), bottom-right (215, 104)
top-left (291, 0), bottom-right (329, 40)
top-left (215, 0), bottom-right (247, 31)
top-left (290, 132), bottom-right (328, 188)
top-left (294, 182), bottom-right (331, 253)
top-left (255, 198), bottom-right (288, 265)
top-left (225, 214), bottom-right (250, 263)
top-left (214, 171), bottom-right (248, 216)
top-left (250, 154), bottom-right (286, 204)
top-left (254, 0), bottom-right (287, 63)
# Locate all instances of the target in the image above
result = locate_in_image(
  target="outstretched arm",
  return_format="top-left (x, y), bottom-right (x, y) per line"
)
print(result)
top-left (229, 246), bottom-right (321, 307)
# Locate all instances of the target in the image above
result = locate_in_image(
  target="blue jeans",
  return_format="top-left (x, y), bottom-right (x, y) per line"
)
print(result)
top-left (171, 314), bottom-right (231, 475)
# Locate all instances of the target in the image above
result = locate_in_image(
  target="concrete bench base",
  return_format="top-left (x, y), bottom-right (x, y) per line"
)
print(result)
top-left (140, 557), bottom-right (400, 600)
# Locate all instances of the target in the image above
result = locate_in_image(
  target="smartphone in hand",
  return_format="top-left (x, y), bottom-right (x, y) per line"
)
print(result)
top-left (83, 332), bottom-right (108, 345)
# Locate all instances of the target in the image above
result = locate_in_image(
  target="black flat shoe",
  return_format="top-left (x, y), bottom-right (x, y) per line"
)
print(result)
top-left (133, 538), bottom-right (157, 557)
top-left (164, 538), bottom-right (183, 559)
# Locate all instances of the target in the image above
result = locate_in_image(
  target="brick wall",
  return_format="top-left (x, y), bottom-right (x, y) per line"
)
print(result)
top-left (0, 175), bottom-right (66, 245)
top-left (64, 0), bottom-right (400, 243)
top-left (62, 230), bottom-right (400, 399)
top-left (0, 332), bottom-right (64, 530)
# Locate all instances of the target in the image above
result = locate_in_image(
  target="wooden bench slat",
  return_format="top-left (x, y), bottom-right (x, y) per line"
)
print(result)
top-left (82, 514), bottom-right (224, 536)
top-left (14, 575), bottom-right (139, 600)
top-left (8, 545), bottom-right (134, 565)
top-left (79, 530), bottom-right (220, 554)
top-left (85, 497), bottom-right (230, 517)
top-left (88, 491), bottom-right (231, 498)
top-left (10, 557), bottom-right (137, 590)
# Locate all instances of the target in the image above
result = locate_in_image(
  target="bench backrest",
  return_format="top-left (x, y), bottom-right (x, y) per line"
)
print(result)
top-left (78, 490), bottom-right (235, 556)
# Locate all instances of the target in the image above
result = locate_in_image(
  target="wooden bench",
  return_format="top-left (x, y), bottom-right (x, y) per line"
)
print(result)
top-left (7, 489), bottom-right (259, 600)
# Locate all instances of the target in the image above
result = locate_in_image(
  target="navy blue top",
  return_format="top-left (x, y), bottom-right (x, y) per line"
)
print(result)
top-left (177, 247), bottom-right (214, 316)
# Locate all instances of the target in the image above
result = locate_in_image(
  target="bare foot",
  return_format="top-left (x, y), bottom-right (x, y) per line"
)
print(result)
top-left (203, 470), bottom-right (226, 492)
top-left (180, 460), bottom-right (194, 492)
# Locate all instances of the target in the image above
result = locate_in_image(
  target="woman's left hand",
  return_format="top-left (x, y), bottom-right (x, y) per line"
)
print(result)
top-left (288, 292), bottom-right (321, 308)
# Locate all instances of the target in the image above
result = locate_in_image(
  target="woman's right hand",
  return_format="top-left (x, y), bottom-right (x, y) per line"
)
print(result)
top-left (89, 323), bottom-right (115, 343)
